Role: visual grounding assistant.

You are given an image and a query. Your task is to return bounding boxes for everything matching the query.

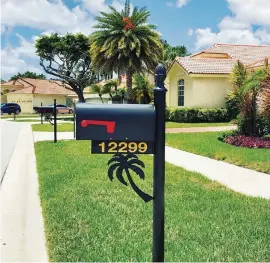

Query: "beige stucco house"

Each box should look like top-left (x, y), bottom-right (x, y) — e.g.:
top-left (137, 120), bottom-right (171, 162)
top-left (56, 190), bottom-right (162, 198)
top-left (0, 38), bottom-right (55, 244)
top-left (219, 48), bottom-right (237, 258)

top-left (2, 78), bottom-right (76, 113)
top-left (166, 43), bottom-right (270, 108)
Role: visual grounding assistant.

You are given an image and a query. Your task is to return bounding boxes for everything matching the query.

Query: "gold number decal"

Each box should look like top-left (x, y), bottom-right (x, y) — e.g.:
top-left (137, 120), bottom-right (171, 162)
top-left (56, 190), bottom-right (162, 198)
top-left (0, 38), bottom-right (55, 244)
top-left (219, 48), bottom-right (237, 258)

top-left (108, 142), bottom-right (118, 153)
top-left (138, 142), bottom-right (147, 153)
top-left (128, 142), bottom-right (138, 153)
top-left (98, 142), bottom-right (105, 153)
top-left (118, 142), bottom-right (128, 153)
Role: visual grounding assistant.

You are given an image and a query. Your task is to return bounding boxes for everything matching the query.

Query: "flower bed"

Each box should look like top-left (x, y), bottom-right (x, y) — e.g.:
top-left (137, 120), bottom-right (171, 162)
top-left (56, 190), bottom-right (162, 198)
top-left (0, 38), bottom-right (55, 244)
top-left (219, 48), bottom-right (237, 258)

top-left (225, 135), bottom-right (270, 148)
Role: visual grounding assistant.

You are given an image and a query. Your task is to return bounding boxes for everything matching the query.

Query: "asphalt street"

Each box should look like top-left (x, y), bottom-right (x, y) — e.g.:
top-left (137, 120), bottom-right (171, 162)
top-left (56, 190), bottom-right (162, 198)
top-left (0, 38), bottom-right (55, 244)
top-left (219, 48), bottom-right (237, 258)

top-left (1, 120), bottom-right (23, 183)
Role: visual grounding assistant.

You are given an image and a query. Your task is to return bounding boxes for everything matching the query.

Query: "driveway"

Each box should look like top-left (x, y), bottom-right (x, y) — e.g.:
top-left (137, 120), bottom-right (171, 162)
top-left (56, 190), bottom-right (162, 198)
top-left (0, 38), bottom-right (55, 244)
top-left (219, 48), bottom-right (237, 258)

top-left (0, 120), bottom-right (24, 183)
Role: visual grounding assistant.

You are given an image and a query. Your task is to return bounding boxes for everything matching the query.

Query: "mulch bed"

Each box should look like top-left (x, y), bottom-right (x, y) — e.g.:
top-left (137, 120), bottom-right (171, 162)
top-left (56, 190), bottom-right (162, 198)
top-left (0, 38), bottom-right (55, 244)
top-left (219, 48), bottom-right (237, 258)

top-left (225, 135), bottom-right (270, 148)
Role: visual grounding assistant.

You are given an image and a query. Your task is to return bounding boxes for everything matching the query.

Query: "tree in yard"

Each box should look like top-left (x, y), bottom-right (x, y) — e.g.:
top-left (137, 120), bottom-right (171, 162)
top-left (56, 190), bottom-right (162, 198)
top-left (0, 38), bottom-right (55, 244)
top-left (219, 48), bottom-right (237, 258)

top-left (227, 61), bottom-right (269, 136)
top-left (9, 71), bottom-right (46, 81)
top-left (90, 0), bottom-right (163, 102)
top-left (90, 84), bottom-right (104, 103)
top-left (132, 73), bottom-right (153, 104)
top-left (162, 39), bottom-right (190, 68)
top-left (108, 153), bottom-right (152, 202)
top-left (226, 61), bottom-right (247, 118)
top-left (36, 33), bottom-right (97, 102)
top-left (242, 69), bottom-right (267, 136)
top-left (258, 75), bottom-right (270, 119)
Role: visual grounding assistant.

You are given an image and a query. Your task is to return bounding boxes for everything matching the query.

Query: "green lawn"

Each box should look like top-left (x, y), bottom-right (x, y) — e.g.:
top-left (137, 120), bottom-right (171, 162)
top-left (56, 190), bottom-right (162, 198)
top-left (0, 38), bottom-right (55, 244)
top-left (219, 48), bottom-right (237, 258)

top-left (166, 122), bottom-right (234, 128)
top-left (166, 132), bottom-right (270, 174)
top-left (35, 140), bottom-right (270, 262)
top-left (32, 123), bottom-right (74, 132)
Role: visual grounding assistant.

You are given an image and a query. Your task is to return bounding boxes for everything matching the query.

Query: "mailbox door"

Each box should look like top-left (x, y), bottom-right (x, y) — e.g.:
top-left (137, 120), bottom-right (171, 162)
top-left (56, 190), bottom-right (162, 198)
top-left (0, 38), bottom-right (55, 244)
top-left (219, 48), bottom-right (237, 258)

top-left (76, 103), bottom-right (156, 141)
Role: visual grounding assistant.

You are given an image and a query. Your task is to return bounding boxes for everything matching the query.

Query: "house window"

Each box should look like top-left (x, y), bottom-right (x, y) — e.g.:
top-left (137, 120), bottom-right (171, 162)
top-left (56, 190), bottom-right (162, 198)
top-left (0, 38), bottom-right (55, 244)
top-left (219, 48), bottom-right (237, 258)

top-left (178, 79), bottom-right (184, 106)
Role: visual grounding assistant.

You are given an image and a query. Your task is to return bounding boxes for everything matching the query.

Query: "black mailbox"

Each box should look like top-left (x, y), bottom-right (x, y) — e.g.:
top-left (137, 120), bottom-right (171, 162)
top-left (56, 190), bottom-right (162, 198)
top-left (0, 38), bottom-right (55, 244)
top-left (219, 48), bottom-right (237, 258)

top-left (76, 103), bottom-right (156, 141)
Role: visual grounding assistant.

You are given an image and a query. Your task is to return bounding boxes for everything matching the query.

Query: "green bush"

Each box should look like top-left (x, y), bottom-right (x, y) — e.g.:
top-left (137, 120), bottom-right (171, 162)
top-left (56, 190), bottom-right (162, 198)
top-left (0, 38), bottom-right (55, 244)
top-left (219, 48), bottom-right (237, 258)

top-left (165, 107), bottom-right (170, 121)
top-left (238, 114), bottom-right (270, 137)
top-left (167, 107), bottom-right (229, 123)
top-left (217, 130), bottom-right (238, 142)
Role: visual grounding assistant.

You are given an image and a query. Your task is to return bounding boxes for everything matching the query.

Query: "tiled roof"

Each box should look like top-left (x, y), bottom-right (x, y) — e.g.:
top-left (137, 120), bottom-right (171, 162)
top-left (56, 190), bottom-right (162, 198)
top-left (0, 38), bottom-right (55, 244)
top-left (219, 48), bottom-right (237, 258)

top-left (246, 57), bottom-right (270, 69)
top-left (2, 78), bottom-right (75, 95)
top-left (175, 57), bottom-right (236, 74)
top-left (172, 43), bottom-right (270, 75)
top-left (203, 43), bottom-right (270, 64)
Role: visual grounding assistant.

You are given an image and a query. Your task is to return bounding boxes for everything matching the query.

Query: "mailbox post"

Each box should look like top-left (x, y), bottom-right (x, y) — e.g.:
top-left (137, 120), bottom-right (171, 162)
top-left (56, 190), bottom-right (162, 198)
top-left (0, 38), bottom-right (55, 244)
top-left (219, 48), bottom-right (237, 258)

top-left (153, 64), bottom-right (167, 262)
top-left (75, 64), bottom-right (167, 262)
top-left (54, 99), bottom-right (57, 143)
top-left (34, 100), bottom-right (58, 143)
top-left (40, 102), bottom-right (43, 124)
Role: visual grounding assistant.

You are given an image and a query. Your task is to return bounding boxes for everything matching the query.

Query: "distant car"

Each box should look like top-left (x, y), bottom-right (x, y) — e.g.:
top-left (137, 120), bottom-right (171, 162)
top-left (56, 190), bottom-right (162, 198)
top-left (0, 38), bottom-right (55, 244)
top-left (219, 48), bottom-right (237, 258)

top-left (1, 103), bottom-right (21, 115)
top-left (48, 104), bottom-right (73, 114)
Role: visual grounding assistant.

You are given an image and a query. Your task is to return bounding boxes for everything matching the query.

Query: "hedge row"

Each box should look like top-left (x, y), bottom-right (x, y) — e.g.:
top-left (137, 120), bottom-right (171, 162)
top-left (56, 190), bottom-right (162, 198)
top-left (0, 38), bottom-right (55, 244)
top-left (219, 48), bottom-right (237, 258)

top-left (165, 107), bottom-right (229, 123)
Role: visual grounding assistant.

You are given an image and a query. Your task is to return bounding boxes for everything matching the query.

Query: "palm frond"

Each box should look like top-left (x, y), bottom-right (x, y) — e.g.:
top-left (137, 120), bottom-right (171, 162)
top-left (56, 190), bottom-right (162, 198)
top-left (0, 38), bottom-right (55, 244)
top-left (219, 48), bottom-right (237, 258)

top-left (127, 159), bottom-right (145, 168)
top-left (124, 0), bottom-right (131, 17)
top-left (129, 165), bottom-right (145, 180)
top-left (108, 156), bottom-right (121, 166)
top-left (116, 166), bottom-right (128, 186)
top-left (126, 153), bottom-right (139, 160)
top-left (108, 163), bottom-right (120, 181)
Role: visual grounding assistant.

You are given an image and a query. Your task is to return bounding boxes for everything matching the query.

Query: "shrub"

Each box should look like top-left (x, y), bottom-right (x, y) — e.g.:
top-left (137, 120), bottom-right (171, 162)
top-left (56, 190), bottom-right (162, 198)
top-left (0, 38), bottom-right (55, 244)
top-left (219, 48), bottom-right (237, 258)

top-left (165, 107), bottom-right (170, 121)
top-left (237, 114), bottom-right (270, 137)
top-left (167, 107), bottom-right (229, 123)
top-left (217, 130), bottom-right (238, 142)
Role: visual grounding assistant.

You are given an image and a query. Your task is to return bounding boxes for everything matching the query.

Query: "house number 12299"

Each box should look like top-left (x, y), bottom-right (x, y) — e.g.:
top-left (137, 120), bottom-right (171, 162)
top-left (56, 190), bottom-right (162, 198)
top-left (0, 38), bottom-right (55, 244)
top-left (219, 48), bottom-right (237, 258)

top-left (99, 141), bottom-right (148, 153)
top-left (91, 140), bottom-right (154, 154)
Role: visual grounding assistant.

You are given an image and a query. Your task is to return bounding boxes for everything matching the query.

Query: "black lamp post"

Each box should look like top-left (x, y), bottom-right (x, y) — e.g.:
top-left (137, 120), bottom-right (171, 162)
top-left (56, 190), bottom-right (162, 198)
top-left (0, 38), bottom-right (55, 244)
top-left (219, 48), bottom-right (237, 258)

top-left (153, 64), bottom-right (167, 262)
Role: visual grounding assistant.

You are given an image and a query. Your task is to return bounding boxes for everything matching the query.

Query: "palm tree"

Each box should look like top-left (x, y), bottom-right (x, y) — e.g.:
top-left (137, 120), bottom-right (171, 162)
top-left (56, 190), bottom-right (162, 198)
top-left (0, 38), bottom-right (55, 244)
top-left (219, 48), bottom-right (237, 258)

top-left (90, 84), bottom-right (104, 103)
top-left (243, 69), bottom-right (266, 135)
top-left (259, 75), bottom-right (270, 120)
top-left (108, 153), bottom-right (153, 202)
top-left (132, 73), bottom-right (153, 104)
top-left (90, 0), bottom-right (163, 102)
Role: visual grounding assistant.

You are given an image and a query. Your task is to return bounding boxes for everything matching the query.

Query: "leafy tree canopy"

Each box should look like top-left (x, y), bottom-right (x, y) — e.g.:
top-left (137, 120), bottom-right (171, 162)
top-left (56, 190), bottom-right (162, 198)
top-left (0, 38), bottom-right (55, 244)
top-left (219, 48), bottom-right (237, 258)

top-left (161, 39), bottom-right (190, 68)
top-left (9, 71), bottom-right (46, 81)
top-left (36, 33), bottom-right (97, 102)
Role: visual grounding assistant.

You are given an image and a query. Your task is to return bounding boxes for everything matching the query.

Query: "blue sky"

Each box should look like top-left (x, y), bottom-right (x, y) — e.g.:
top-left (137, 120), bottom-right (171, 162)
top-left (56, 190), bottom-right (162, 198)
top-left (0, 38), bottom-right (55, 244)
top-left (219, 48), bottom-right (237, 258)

top-left (1, 0), bottom-right (270, 80)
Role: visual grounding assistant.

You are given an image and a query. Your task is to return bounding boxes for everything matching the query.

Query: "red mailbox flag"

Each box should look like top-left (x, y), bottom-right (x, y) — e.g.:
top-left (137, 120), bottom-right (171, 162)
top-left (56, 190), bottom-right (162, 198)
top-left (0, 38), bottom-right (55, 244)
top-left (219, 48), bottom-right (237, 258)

top-left (81, 120), bottom-right (116, 134)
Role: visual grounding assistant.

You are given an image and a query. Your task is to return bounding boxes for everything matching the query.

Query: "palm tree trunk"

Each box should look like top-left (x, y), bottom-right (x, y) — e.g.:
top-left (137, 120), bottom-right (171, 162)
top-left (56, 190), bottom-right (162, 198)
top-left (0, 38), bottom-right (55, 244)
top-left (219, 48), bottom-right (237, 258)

top-left (126, 67), bottom-right (133, 103)
top-left (125, 168), bottom-right (152, 203)
top-left (252, 91), bottom-right (257, 136)
top-left (99, 94), bottom-right (104, 103)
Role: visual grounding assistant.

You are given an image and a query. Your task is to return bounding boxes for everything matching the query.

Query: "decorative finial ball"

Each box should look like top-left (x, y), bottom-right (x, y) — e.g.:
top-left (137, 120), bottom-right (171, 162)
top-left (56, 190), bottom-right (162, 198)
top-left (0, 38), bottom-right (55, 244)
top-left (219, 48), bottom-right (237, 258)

top-left (155, 63), bottom-right (167, 84)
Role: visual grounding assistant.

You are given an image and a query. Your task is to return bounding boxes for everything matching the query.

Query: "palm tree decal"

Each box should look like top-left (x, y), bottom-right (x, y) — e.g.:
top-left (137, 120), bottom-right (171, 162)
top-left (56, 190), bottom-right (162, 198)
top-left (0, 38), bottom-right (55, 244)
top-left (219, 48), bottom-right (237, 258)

top-left (108, 153), bottom-right (153, 202)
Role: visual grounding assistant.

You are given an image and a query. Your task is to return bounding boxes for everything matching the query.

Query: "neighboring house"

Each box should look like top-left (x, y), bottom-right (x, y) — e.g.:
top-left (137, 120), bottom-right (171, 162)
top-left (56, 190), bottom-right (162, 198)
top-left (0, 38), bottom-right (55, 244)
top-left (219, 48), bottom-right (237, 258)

top-left (166, 43), bottom-right (270, 108)
top-left (2, 78), bottom-right (76, 113)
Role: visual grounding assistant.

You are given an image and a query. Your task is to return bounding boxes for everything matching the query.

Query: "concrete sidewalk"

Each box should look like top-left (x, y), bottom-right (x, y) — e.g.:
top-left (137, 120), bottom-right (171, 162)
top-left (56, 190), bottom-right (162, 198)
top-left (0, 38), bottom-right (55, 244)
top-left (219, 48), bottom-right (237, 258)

top-left (33, 131), bottom-right (74, 142)
top-left (0, 125), bottom-right (48, 262)
top-left (166, 125), bottom-right (237, 133)
top-left (166, 146), bottom-right (270, 199)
